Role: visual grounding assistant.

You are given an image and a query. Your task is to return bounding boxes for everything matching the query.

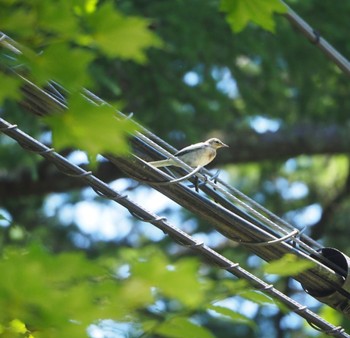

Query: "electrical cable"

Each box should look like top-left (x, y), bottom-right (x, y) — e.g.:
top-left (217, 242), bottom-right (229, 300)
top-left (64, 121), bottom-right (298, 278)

top-left (0, 118), bottom-right (348, 337)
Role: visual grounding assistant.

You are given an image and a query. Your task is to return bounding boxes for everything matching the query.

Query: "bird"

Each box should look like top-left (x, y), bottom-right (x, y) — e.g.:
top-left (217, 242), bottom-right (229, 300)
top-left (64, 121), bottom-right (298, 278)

top-left (148, 138), bottom-right (229, 168)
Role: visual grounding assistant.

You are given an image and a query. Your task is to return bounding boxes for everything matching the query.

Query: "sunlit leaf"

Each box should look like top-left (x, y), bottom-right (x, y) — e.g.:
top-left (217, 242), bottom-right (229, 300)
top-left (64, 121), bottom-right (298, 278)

top-left (44, 95), bottom-right (137, 159)
top-left (208, 305), bottom-right (256, 328)
top-left (86, 1), bottom-right (163, 62)
top-left (220, 0), bottom-right (287, 33)
top-left (0, 245), bottom-right (160, 336)
top-left (37, 1), bottom-right (79, 37)
top-left (264, 254), bottom-right (315, 276)
top-left (0, 74), bottom-right (22, 103)
top-left (155, 317), bottom-right (215, 338)
top-left (21, 43), bottom-right (94, 90)
top-left (318, 305), bottom-right (342, 327)
top-left (238, 290), bottom-right (275, 305)
top-left (129, 248), bottom-right (207, 308)
top-left (0, 7), bottom-right (37, 38)
top-left (9, 319), bottom-right (27, 334)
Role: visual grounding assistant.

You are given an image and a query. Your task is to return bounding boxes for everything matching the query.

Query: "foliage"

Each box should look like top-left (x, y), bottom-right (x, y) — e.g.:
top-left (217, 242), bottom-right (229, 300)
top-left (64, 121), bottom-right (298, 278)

top-left (0, 0), bottom-right (161, 157)
top-left (220, 0), bottom-right (287, 33)
top-left (44, 95), bottom-right (137, 160)
top-left (0, 245), bottom-right (261, 338)
top-left (1, 0), bottom-right (350, 337)
top-left (263, 253), bottom-right (315, 276)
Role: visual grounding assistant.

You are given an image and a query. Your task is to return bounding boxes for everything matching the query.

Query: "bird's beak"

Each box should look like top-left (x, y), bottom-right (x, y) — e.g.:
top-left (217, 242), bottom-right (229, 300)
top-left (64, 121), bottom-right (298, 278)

top-left (221, 142), bottom-right (229, 148)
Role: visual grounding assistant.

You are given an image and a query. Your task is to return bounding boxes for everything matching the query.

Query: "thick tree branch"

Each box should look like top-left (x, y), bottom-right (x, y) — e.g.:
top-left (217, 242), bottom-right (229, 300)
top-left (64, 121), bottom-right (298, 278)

top-left (218, 124), bottom-right (350, 164)
top-left (0, 160), bottom-right (123, 199)
top-left (2, 123), bottom-right (350, 198)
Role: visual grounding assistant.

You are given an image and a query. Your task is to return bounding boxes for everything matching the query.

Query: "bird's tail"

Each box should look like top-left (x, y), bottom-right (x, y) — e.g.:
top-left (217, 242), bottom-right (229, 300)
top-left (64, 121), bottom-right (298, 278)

top-left (148, 159), bottom-right (172, 168)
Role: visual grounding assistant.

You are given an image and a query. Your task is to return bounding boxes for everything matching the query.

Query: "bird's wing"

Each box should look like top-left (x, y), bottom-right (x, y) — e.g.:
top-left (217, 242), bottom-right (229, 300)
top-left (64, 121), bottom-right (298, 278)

top-left (175, 142), bottom-right (206, 157)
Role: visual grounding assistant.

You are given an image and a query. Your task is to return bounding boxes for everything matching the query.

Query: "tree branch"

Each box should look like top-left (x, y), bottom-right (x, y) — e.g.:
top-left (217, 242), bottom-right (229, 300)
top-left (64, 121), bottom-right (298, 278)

top-left (0, 160), bottom-right (123, 199)
top-left (218, 123), bottom-right (350, 164)
top-left (2, 123), bottom-right (350, 198)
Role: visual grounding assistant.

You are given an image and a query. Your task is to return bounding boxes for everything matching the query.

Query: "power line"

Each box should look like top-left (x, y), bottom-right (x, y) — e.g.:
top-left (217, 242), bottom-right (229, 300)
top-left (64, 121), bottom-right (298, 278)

top-left (2, 30), bottom-right (350, 322)
top-left (282, 2), bottom-right (350, 77)
top-left (2, 1), bottom-right (350, 333)
top-left (0, 117), bottom-right (348, 337)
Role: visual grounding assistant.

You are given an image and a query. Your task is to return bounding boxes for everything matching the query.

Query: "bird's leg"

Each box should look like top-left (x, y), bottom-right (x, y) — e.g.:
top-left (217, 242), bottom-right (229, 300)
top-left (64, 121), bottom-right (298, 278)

top-left (194, 176), bottom-right (199, 192)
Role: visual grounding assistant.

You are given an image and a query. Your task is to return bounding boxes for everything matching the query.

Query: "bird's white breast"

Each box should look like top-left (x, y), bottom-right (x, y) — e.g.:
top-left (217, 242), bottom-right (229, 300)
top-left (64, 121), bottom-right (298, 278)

top-left (178, 146), bottom-right (216, 167)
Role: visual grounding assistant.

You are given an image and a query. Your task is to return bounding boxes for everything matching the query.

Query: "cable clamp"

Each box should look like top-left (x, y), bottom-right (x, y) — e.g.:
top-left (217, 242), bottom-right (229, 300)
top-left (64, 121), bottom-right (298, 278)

top-left (183, 241), bottom-right (204, 249)
top-left (36, 147), bottom-right (55, 155)
top-left (187, 170), bottom-right (221, 191)
top-left (0, 123), bottom-right (17, 131)
top-left (235, 229), bottom-right (300, 247)
top-left (129, 210), bottom-right (167, 224)
top-left (222, 262), bottom-right (240, 270)
top-left (260, 284), bottom-right (274, 291)
top-left (92, 186), bottom-right (128, 202)
top-left (310, 29), bottom-right (321, 44)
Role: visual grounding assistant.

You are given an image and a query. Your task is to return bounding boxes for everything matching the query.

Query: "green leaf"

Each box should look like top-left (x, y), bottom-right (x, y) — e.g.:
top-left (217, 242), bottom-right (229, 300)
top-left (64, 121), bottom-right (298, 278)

top-left (36, 1), bottom-right (80, 38)
top-left (208, 305), bottom-right (256, 328)
top-left (238, 290), bottom-right (275, 305)
top-left (0, 74), bottom-right (22, 103)
top-left (0, 6), bottom-right (37, 38)
top-left (86, 1), bottom-right (163, 62)
top-left (318, 305), bottom-right (342, 327)
top-left (129, 248), bottom-right (207, 308)
top-left (264, 254), bottom-right (315, 276)
top-left (44, 95), bottom-right (137, 159)
top-left (155, 317), bottom-right (215, 338)
top-left (9, 319), bottom-right (27, 334)
top-left (21, 43), bottom-right (94, 90)
top-left (0, 246), bottom-right (107, 335)
top-left (220, 0), bottom-right (287, 33)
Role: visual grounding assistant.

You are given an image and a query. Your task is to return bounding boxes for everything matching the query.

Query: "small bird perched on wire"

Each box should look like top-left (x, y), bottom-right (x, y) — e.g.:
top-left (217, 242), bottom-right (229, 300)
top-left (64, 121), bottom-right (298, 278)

top-left (148, 138), bottom-right (229, 168)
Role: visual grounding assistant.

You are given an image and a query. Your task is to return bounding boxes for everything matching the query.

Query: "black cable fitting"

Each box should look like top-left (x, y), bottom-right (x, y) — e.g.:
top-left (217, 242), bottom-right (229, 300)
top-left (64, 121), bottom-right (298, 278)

top-left (188, 171), bottom-right (221, 192)
top-left (311, 29), bottom-right (321, 45)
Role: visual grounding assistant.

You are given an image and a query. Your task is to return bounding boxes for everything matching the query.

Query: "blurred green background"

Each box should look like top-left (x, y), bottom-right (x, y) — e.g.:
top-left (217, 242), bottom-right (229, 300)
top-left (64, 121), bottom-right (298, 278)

top-left (0, 0), bottom-right (349, 337)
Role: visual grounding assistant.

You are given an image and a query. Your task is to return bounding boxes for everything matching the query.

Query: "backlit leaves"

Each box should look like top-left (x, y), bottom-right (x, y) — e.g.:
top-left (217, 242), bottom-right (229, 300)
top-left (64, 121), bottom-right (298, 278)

top-left (220, 0), bottom-right (287, 33)
top-left (44, 95), bottom-right (137, 159)
top-left (208, 305), bottom-right (256, 328)
top-left (264, 254), bottom-right (315, 276)
top-left (0, 245), bottom-right (243, 338)
top-left (155, 317), bottom-right (216, 338)
top-left (20, 44), bottom-right (94, 90)
top-left (85, 2), bottom-right (163, 62)
top-left (0, 0), bottom-right (162, 157)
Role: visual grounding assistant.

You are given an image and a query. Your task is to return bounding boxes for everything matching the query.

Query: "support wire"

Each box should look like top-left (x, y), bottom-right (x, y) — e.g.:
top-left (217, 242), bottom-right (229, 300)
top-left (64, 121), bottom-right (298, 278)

top-left (0, 117), bottom-right (348, 337)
